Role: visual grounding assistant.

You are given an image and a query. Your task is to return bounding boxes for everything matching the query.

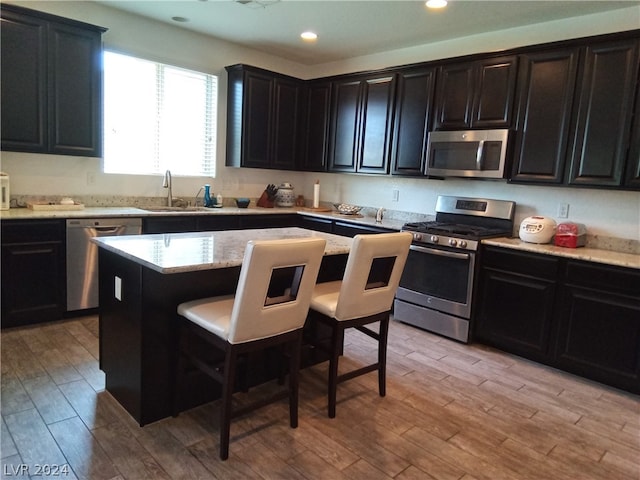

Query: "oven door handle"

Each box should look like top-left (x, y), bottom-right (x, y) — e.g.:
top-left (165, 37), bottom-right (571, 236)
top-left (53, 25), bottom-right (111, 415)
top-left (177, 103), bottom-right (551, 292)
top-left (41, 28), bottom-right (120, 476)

top-left (410, 244), bottom-right (471, 260)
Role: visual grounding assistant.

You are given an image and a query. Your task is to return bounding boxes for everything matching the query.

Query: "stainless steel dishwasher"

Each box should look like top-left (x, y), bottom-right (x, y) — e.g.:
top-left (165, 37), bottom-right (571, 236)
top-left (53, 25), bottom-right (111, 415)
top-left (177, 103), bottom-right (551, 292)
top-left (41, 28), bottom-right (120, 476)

top-left (66, 218), bottom-right (142, 311)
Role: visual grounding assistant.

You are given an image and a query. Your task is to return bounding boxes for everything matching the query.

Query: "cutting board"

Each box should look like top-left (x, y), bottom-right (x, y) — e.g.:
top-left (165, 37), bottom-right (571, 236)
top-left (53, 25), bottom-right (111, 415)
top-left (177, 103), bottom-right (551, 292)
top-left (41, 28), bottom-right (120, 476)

top-left (28, 202), bottom-right (85, 211)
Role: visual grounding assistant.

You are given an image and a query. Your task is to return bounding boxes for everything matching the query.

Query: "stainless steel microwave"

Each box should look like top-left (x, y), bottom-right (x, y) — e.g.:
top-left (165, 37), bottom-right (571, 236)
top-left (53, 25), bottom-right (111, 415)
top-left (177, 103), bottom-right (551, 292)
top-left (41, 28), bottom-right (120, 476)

top-left (425, 129), bottom-right (510, 179)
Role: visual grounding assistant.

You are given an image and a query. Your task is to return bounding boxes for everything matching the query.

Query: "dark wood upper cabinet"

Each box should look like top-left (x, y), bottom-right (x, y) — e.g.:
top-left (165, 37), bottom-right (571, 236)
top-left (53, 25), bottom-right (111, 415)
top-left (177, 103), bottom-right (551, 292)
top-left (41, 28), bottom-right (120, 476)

top-left (390, 67), bottom-right (436, 176)
top-left (567, 38), bottom-right (640, 188)
top-left (433, 55), bottom-right (518, 130)
top-left (328, 78), bottom-right (363, 172)
top-left (626, 78), bottom-right (640, 188)
top-left (328, 74), bottom-right (396, 174)
top-left (300, 81), bottom-right (331, 172)
top-left (512, 38), bottom-right (640, 189)
top-left (511, 47), bottom-right (580, 184)
top-left (0, 4), bottom-right (105, 157)
top-left (226, 64), bottom-right (302, 170)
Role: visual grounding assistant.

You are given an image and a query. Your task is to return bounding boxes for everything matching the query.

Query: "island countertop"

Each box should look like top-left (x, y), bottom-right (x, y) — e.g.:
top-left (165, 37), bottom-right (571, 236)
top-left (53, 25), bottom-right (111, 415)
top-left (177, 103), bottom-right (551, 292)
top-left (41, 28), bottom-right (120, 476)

top-left (92, 227), bottom-right (353, 274)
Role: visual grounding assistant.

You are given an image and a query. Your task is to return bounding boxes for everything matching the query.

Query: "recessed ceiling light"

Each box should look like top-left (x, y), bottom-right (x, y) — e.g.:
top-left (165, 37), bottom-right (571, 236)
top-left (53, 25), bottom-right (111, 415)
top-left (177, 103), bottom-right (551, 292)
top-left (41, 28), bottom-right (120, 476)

top-left (426, 0), bottom-right (447, 9)
top-left (301, 31), bottom-right (318, 42)
top-left (171, 16), bottom-right (189, 23)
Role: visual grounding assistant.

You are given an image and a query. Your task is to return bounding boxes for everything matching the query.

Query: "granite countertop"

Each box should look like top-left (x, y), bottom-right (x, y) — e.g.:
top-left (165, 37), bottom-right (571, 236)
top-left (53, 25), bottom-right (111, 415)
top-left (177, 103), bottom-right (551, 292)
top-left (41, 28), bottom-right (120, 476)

top-left (3, 204), bottom-right (637, 269)
top-left (483, 237), bottom-right (640, 270)
top-left (91, 227), bottom-right (353, 274)
top-left (0, 205), bottom-right (409, 231)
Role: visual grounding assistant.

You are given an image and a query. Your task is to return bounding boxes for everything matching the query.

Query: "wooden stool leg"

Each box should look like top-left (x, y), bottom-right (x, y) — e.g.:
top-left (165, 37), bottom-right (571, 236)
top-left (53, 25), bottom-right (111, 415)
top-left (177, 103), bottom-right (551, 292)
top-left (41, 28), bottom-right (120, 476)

top-left (328, 322), bottom-right (341, 418)
top-left (289, 334), bottom-right (302, 428)
top-left (378, 316), bottom-right (390, 397)
top-left (219, 346), bottom-right (237, 460)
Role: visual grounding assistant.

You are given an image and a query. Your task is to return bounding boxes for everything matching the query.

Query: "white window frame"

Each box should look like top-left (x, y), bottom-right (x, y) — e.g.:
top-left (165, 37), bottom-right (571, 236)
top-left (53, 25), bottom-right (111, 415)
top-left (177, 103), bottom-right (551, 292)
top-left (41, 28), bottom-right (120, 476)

top-left (103, 51), bottom-right (217, 177)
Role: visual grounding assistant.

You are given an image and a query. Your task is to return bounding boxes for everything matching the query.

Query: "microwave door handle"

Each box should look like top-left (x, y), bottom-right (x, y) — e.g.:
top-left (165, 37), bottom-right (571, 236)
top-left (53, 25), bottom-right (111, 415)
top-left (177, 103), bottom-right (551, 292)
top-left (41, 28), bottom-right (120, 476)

top-left (476, 140), bottom-right (485, 170)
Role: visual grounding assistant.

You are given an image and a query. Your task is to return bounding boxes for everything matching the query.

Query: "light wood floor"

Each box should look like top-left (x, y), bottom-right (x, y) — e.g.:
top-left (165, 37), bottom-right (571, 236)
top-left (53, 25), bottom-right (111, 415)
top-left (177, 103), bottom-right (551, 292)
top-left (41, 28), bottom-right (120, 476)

top-left (1, 315), bottom-right (638, 479)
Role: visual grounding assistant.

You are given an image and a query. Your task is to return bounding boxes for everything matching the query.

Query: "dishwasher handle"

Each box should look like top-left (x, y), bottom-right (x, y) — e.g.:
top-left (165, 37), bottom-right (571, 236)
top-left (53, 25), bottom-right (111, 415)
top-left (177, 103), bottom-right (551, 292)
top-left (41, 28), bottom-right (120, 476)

top-left (91, 226), bottom-right (124, 234)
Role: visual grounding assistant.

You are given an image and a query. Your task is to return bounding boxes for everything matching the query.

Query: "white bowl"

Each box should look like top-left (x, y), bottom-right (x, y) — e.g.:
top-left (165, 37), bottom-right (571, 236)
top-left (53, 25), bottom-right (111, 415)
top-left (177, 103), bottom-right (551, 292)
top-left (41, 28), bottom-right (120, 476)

top-left (333, 203), bottom-right (362, 215)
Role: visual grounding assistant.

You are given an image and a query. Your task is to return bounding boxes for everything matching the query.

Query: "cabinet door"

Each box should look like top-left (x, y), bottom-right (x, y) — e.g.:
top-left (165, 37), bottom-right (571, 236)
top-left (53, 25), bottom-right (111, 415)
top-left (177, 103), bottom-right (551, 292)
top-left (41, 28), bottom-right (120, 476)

top-left (0, 10), bottom-right (47, 152)
top-left (328, 79), bottom-right (361, 172)
top-left (568, 39), bottom-right (640, 187)
top-left (433, 62), bottom-right (475, 130)
top-left (625, 78), bottom-right (640, 189)
top-left (1, 220), bottom-right (65, 327)
top-left (391, 68), bottom-right (435, 176)
top-left (511, 48), bottom-right (580, 184)
top-left (300, 82), bottom-right (330, 171)
top-left (357, 75), bottom-right (395, 174)
top-left (142, 216), bottom-right (198, 234)
top-left (271, 77), bottom-right (300, 170)
top-left (475, 247), bottom-right (559, 361)
top-left (48, 21), bottom-right (103, 157)
top-left (238, 214), bottom-right (297, 229)
top-left (242, 70), bottom-right (273, 168)
top-left (333, 221), bottom-right (394, 237)
top-left (472, 56), bottom-right (518, 128)
top-left (298, 215), bottom-right (333, 233)
top-left (554, 261), bottom-right (640, 393)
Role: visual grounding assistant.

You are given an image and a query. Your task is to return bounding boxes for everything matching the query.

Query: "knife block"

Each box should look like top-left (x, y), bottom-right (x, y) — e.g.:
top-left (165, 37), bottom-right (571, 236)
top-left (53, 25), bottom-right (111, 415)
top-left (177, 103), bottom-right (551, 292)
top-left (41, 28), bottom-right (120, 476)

top-left (257, 190), bottom-right (275, 208)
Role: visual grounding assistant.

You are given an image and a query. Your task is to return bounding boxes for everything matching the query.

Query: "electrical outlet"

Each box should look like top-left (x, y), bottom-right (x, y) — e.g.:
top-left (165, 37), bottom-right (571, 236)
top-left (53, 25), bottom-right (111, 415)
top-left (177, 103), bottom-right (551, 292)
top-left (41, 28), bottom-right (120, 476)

top-left (557, 203), bottom-right (569, 218)
top-left (86, 172), bottom-right (96, 185)
top-left (392, 188), bottom-right (399, 202)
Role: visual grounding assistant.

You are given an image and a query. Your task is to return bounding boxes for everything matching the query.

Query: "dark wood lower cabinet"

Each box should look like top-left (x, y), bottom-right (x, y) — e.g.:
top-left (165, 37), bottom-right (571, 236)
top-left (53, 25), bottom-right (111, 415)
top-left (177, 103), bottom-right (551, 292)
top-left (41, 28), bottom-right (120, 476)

top-left (475, 246), bottom-right (640, 394)
top-left (554, 261), bottom-right (640, 393)
top-left (1, 219), bottom-right (65, 327)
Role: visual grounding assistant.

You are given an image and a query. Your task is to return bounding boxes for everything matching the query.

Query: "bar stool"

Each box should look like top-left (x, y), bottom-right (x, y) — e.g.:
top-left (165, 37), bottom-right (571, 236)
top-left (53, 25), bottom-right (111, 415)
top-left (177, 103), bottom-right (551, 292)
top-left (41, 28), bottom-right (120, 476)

top-left (308, 232), bottom-right (412, 418)
top-left (174, 237), bottom-right (326, 460)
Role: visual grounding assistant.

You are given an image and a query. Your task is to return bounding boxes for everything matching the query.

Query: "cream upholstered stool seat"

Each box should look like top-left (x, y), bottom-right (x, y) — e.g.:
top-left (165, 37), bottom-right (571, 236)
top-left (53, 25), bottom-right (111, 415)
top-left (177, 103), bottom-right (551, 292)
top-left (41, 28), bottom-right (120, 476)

top-left (308, 232), bottom-right (412, 418)
top-left (174, 237), bottom-right (326, 460)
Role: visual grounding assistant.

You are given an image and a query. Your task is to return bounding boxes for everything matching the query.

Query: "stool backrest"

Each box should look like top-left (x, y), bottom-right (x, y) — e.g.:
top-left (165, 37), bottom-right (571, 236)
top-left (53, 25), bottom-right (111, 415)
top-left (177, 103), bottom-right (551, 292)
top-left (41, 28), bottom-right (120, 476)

top-left (335, 232), bottom-right (412, 321)
top-left (228, 237), bottom-right (326, 344)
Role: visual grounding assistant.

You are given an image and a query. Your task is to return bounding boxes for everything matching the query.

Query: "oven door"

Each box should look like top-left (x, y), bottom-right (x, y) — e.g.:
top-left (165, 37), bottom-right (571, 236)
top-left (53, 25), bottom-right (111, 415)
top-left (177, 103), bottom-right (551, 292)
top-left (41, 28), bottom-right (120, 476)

top-left (396, 244), bottom-right (475, 319)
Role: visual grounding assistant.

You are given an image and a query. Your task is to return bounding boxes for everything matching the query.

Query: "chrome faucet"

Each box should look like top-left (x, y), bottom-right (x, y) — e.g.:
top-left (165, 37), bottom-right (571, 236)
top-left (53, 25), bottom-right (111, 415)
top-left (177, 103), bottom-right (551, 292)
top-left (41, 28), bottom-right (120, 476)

top-left (376, 207), bottom-right (385, 223)
top-left (162, 170), bottom-right (172, 207)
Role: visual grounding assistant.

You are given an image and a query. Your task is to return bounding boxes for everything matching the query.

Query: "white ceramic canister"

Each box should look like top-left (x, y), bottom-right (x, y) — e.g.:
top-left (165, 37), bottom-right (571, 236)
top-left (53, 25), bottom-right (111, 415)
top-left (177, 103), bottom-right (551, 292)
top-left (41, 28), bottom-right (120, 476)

top-left (276, 182), bottom-right (295, 207)
top-left (0, 173), bottom-right (9, 210)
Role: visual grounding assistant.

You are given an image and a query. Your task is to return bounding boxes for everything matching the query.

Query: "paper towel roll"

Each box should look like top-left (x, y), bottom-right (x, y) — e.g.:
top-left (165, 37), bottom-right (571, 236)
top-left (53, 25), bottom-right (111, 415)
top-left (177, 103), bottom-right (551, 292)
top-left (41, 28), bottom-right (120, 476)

top-left (313, 181), bottom-right (320, 209)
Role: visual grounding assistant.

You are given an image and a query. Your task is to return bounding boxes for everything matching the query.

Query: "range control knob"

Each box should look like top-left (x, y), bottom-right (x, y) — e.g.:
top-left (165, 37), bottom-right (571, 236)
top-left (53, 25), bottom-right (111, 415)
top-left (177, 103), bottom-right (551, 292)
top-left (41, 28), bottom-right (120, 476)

top-left (412, 232), bottom-right (423, 242)
top-left (430, 235), bottom-right (439, 244)
top-left (448, 238), bottom-right (458, 247)
top-left (459, 240), bottom-right (468, 249)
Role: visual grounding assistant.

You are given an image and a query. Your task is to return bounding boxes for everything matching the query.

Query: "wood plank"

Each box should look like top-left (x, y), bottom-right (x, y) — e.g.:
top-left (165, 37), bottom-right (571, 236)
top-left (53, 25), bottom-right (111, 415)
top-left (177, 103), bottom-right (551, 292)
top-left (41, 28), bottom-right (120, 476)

top-left (48, 416), bottom-right (120, 480)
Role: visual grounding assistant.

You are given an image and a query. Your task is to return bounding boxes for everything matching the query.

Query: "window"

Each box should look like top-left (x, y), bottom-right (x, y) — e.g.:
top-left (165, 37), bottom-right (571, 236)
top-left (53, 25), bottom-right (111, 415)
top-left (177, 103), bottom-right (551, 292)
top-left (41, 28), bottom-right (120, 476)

top-left (103, 51), bottom-right (217, 176)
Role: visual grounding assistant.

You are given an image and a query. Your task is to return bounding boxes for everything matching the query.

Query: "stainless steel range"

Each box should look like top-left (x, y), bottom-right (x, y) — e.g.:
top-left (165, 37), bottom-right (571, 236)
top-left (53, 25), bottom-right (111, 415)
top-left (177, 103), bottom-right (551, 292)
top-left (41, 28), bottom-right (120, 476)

top-left (394, 195), bottom-right (515, 343)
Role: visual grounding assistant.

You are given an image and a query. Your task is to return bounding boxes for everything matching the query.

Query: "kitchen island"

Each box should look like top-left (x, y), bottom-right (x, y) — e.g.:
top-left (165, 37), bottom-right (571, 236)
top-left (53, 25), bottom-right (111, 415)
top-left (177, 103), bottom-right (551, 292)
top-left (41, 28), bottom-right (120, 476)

top-left (93, 227), bottom-right (352, 425)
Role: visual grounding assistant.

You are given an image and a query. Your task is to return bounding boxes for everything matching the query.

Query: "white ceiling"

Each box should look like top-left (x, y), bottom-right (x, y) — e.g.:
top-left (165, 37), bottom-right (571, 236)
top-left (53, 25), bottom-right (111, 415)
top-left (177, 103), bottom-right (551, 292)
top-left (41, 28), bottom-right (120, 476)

top-left (94, 0), bottom-right (639, 65)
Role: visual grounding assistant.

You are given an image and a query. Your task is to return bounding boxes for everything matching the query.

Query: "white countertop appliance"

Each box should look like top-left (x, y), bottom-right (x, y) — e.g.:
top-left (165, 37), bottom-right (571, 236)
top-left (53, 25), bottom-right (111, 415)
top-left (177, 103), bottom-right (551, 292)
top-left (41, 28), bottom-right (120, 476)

top-left (519, 216), bottom-right (557, 244)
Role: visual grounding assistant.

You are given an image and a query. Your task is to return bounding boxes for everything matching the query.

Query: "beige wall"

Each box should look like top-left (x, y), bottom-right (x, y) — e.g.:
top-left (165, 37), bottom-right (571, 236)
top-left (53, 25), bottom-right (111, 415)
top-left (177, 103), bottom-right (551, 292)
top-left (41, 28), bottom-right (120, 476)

top-left (1, 1), bottom-right (639, 239)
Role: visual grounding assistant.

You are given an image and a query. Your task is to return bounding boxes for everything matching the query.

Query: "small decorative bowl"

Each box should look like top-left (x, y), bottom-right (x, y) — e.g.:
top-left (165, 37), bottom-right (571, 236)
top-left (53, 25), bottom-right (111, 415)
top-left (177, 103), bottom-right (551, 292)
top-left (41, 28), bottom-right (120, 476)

top-left (333, 203), bottom-right (362, 215)
top-left (235, 198), bottom-right (250, 208)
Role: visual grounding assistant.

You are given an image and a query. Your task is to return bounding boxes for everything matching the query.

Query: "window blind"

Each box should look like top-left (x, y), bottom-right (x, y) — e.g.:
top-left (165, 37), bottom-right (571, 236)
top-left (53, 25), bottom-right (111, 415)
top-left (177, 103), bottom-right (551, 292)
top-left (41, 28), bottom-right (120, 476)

top-left (103, 51), bottom-right (217, 176)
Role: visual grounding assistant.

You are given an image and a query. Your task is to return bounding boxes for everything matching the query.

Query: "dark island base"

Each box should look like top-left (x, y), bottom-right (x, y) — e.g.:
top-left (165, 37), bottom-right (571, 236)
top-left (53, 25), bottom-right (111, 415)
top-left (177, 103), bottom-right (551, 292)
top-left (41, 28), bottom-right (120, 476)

top-left (98, 249), bottom-right (348, 426)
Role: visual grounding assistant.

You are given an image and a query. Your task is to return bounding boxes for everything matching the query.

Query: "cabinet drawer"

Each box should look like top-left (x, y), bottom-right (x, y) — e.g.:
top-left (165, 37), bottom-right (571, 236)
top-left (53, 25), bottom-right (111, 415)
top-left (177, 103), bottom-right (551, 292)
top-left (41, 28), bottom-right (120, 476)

top-left (1, 219), bottom-right (64, 244)
top-left (481, 246), bottom-right (559, 279)
top-left (564, 261), bottom-right (640, 298)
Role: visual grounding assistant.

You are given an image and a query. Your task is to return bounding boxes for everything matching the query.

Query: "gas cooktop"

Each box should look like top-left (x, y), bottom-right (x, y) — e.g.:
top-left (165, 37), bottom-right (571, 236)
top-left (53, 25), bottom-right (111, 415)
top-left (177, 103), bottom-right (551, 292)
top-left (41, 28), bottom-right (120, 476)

top-left (402, 196), bottom-right (516, 250)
